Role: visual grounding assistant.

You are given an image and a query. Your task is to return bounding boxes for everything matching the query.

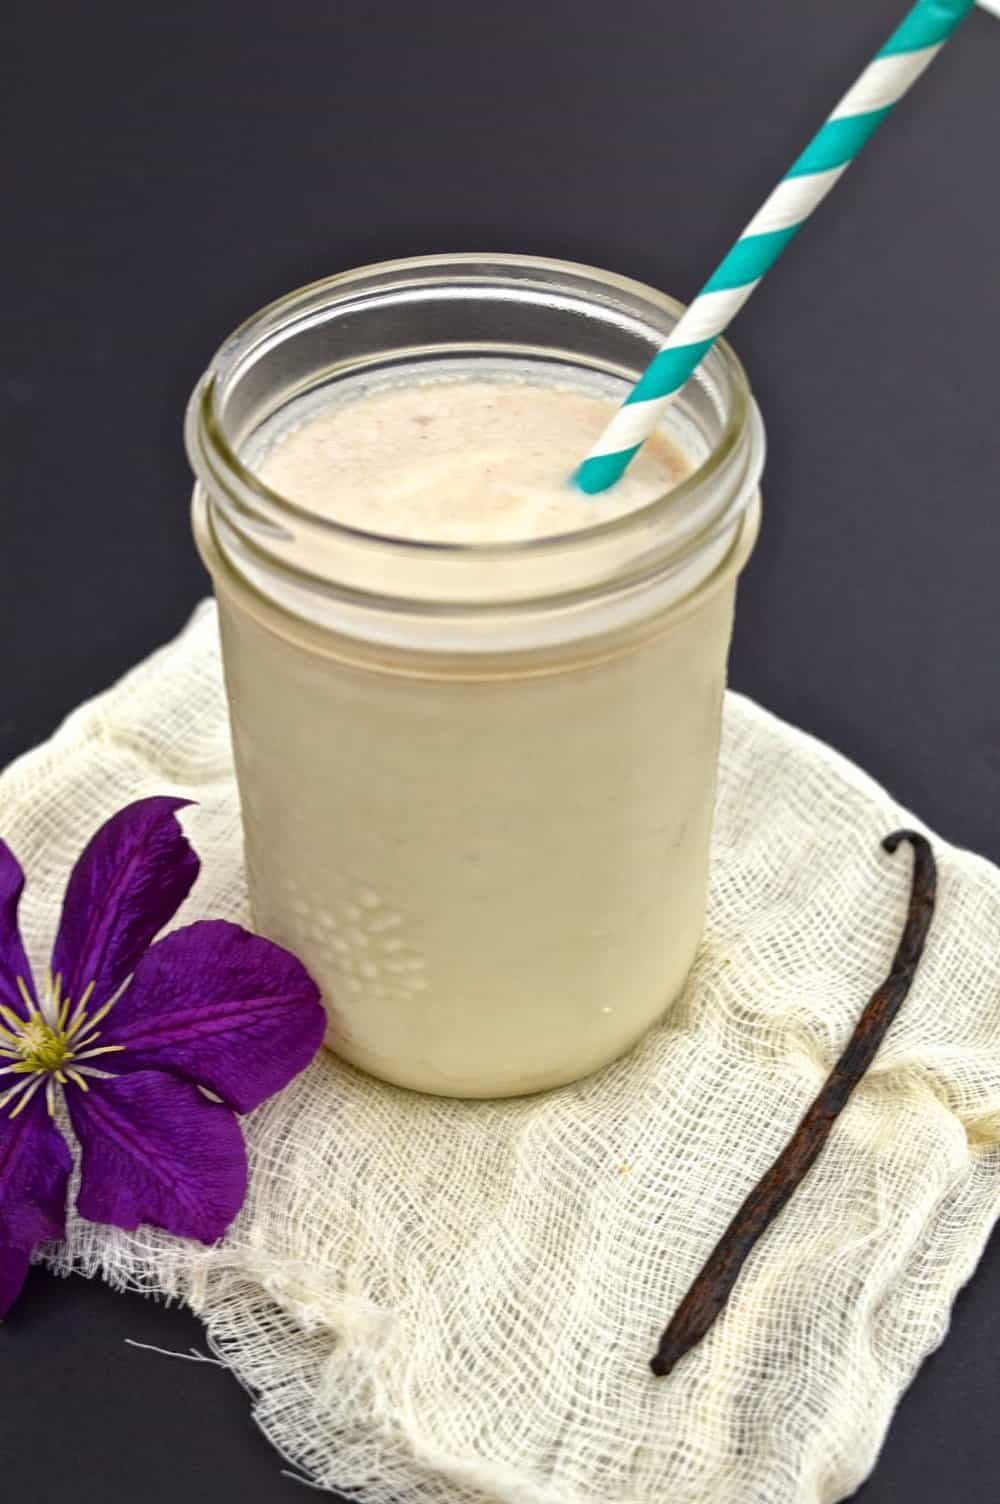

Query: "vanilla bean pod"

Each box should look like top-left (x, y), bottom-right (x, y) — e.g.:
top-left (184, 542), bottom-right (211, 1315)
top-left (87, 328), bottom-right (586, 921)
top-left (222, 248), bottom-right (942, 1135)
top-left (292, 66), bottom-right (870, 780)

top-left (650, 830), bottom-right (937, 1379)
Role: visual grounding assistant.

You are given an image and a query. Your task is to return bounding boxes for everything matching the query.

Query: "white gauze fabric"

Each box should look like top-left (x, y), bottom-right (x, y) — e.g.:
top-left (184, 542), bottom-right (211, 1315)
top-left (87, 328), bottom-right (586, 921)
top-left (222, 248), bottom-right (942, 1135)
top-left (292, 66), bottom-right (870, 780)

top-left (5, 600), bottom-right (1000, 1504)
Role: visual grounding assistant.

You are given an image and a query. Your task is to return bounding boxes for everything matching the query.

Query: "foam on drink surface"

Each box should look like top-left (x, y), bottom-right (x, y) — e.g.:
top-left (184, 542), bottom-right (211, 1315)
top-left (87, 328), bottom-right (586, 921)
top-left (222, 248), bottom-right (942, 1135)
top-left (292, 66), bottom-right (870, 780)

top-left (256, 368), bottom-right (689, 544)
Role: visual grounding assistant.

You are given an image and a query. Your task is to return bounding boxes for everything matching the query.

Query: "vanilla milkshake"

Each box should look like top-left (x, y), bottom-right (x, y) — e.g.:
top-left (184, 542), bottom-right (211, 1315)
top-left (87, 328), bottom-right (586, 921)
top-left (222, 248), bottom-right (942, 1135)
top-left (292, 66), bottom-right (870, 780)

top-left (256, 376), bottom-right (689, 543)
top-left (187, 255), bottom-right (763, 1097)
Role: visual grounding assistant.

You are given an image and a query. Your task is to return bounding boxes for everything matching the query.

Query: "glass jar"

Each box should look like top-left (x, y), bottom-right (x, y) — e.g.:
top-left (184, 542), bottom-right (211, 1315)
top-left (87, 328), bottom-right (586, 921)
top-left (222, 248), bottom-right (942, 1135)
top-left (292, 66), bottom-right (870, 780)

top-left (186, 254), bottom-right (764, 1098)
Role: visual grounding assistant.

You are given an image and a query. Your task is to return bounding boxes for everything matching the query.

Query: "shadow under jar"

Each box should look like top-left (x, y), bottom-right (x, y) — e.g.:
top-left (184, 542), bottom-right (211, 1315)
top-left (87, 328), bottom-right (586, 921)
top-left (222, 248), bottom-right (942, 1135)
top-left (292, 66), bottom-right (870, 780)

top-left (186, 254), bottom-right (764, 1098)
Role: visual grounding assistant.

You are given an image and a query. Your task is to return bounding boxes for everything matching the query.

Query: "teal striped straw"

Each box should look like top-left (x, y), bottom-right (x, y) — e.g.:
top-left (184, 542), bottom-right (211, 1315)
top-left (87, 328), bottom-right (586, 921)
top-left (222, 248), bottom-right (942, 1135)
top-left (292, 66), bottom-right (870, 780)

top-left (575, 0), bottom-right (977, 494)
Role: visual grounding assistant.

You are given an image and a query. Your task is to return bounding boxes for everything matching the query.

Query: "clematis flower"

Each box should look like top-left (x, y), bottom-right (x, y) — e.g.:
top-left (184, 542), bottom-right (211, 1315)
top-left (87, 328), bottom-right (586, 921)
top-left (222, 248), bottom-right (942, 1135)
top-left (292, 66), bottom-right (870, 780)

top-left (0, 796), bottom-right (324, 1316)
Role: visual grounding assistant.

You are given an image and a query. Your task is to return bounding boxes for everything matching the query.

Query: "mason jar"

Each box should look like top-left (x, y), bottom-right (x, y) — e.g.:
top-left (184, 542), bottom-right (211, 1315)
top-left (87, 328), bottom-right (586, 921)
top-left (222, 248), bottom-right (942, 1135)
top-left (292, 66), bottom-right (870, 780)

top-left (186, 254), bottom-right (764, 1098)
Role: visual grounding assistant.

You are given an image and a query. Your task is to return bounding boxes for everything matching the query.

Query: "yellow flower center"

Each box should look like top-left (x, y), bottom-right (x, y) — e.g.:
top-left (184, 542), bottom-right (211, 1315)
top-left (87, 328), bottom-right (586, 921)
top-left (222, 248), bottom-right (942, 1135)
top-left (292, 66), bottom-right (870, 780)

top-left (14, 1014), bottom-right (71, 1074)
top-left (0, 972), bottom-right (124, 1118)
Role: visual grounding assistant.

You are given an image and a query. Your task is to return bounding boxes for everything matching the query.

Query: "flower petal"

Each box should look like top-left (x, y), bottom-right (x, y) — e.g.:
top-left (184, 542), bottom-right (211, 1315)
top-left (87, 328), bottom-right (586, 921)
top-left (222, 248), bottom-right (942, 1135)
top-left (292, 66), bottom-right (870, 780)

top-left (0, 841), bottom-right (37, 1018)
top-left (100, 920), bottom-right (324, 1113)
top-left (51, 797), bottom-right (199, 1012)
top-left (0, 1089), bottom-right (72, 1316)
top-left (68, 1071), bottom-right (247, 1243)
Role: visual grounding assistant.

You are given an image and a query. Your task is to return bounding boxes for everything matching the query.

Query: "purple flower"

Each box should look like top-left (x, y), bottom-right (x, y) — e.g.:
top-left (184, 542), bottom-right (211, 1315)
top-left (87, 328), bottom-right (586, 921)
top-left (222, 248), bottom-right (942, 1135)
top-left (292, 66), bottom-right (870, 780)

top-left (0, 797), bottom-right (325, 1317)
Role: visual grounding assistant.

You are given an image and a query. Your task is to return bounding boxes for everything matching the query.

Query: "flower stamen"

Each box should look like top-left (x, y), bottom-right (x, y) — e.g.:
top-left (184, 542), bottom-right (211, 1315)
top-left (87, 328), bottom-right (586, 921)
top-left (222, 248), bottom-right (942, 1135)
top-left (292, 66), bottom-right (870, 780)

top-left (57, 990), bottom-right (73, 1033)
top-left (0, 1002), bottom-right (26, 1034)
top-left (1, 975), bottom-right (121, 1116)
top-left (8, 1074), bottom-right (45, 1119)
top-left (42, 970), bottom-right (62, 1029)
top-left (71, 998), bottom-right (117, 1045)
top-left (0, 1075), bottom-right (37, 1109)
top-left (63, 980), bottom-right (97, 1040)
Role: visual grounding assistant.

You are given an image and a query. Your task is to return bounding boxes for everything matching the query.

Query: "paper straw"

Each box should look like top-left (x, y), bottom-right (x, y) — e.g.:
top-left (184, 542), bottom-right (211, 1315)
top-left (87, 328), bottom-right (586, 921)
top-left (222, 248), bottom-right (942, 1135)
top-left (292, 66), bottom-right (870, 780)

top-left (575, 0), bottom-right (977, 494)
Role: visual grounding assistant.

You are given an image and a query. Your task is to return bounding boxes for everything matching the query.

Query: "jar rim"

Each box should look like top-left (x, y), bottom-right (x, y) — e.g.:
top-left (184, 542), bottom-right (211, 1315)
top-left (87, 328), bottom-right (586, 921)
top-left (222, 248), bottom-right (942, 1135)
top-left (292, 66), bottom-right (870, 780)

top-left (188, 252), bottom-right (755, 566)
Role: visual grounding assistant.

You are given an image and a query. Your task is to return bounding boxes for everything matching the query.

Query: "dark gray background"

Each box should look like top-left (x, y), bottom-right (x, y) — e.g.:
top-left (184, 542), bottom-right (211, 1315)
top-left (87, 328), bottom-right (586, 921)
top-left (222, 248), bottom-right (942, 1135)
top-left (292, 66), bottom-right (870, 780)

top-left (2, 1), bottom-right (999, 1499)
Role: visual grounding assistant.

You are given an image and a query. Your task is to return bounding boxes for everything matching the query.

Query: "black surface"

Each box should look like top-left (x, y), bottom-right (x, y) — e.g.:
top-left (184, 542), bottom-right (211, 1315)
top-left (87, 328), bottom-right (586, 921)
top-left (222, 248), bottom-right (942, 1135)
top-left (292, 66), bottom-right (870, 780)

top-left (2, 2), bottom-right (999, 1499)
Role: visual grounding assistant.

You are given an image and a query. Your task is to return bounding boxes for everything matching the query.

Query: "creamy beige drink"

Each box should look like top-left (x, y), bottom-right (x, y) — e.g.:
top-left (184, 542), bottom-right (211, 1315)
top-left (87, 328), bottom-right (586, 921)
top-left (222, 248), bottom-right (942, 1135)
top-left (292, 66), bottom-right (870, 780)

top-left (257, 376), bottom-right (688, 542)
top-left (187, 256), bottom-right (763, 1098)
